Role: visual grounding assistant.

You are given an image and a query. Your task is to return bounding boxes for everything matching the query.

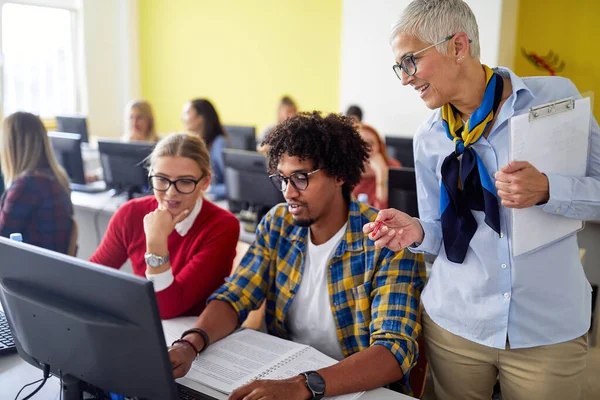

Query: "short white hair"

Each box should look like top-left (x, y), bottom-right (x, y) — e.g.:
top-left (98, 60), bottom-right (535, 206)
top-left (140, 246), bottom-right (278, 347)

top-left (390, 0), bottom-right (480, 60)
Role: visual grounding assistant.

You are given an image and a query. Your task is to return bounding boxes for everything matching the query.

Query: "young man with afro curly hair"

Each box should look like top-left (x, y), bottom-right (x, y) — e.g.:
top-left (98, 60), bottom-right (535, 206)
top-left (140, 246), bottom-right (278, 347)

top-left (169, 112), bottom-right (426, 399)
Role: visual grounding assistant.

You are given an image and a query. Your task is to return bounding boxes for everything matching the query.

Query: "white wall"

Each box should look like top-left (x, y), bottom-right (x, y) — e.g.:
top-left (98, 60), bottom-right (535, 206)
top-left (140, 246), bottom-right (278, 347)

top-left (339, 0), bottom-right (506, 137)
top-left (82, 0), bottom-right (139, 139)
top-left (497, 0), bottom-right (519, 68)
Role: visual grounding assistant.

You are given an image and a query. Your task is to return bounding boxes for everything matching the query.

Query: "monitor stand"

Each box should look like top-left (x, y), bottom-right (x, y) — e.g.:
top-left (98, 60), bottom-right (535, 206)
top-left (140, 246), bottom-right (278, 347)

top-left (62, 375), bottom-right (120, 400)
top-left (60, 375), bottom-right (90, 400)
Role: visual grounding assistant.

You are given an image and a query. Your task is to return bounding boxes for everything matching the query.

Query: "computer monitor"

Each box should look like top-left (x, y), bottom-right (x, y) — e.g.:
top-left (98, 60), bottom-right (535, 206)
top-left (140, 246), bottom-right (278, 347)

top-left (388, 167), bottom-right (419, 218)
top-left (385, 136), bottom-right (414, 168)
top-left (98, 139), bottom-right (155, 199)
top-left (223, 125), bottom-right (257, 151)
top-left (222, 149), bottom-right (284, 224)
top-left (48, 131), bottom-right (86, 185)
top-left (0, 237), bottom-right (179, 399)
top-left (56, 116), bottom-right (89, 143)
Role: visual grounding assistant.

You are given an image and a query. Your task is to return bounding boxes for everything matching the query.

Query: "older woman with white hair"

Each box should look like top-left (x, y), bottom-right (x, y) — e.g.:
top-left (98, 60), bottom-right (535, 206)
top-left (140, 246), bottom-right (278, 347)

top-left (365, 0), bottom-right (600, 399)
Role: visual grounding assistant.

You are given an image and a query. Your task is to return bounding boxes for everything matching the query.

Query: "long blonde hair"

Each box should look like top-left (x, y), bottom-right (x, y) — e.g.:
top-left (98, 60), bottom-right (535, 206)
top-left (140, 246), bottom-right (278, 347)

top-left (123, 100), bottom-right (159, 142)
top-left (147, 133), bottom-right (211, 178)
top-left (1, 112), bottom-right (71, 194)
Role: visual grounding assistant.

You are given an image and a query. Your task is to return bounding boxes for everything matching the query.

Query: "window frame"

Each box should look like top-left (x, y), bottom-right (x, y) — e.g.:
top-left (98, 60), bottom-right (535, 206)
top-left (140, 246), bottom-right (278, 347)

top-left (0, 0), bottom-right (86, 120)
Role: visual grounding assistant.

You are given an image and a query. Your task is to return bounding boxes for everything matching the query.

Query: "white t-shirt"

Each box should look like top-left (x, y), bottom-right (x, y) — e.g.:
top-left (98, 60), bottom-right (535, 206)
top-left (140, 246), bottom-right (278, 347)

top-left (286, 223), bottom-right (348, 361)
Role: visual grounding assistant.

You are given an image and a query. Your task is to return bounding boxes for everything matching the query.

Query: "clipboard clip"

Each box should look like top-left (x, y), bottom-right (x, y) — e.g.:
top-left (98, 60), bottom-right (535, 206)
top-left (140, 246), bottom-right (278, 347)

top-left (529, 98), bottom-right (575, 121)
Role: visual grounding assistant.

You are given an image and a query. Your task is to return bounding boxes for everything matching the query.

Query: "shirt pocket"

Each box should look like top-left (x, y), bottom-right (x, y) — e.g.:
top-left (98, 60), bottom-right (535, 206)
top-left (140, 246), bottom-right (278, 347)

top-left (350, 281), bottom-right (373, 333)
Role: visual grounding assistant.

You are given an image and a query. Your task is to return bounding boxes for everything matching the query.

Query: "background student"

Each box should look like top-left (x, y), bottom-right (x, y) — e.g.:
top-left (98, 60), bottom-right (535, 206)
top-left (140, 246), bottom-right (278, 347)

top-left (257, 95), bottom-right (298, 153)
top-left (181, 98), bottom-right (228, 200)
top-left (122, 99), bottom-right (159, 142)
top-left (0, 111), bottom-right (74, 254)
top-left (90, 133), bottom-right (239, 319)
top-left (345, 104), bottom-right (363, 122)
top-left (353, 123), bottom-right (401, 209)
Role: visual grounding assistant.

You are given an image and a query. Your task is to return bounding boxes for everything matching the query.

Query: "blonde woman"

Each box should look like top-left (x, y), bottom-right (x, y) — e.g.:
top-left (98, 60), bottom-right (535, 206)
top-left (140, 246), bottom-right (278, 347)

top-left (90, 133), bottom-right (240, 319)
top-left (0, 112), bottom-right (74, 254)
top-left (123, 100), bottom-right (159, 142)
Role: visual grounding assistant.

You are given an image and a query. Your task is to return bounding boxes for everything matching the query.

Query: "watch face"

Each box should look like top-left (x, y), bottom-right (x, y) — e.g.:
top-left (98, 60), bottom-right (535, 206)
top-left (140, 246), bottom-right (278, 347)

top-left (307, 372), bottom-right (325, 394)
top-left (145, 254), bottom-right (166, 268)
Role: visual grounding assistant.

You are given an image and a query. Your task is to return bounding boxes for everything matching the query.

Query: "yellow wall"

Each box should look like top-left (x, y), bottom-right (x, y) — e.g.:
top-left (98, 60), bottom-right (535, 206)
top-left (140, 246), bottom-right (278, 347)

top-left (513, 0), bottom-right (600, 119)
top-left (138, 0), bottom-right (342, 135)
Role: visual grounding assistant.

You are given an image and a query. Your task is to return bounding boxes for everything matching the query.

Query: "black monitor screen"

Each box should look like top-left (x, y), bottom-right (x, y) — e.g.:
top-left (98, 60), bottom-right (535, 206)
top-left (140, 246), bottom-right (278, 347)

top-left (98, 139), bottom-right (155, 198)
top-left (223, 149), bottom-right (284, 220)
top-left (56, 116), bottom-right (89, 143)
top-left (48, 131), bottom-right (86, 185)
top-left (385, 136), bottom-right (414, 168)
top-left (223, 125), bottom-right (257, 151)
top-left (388, 167), bottom-right (419, 218)
top-left (0, 237), bottom-right (179, 399)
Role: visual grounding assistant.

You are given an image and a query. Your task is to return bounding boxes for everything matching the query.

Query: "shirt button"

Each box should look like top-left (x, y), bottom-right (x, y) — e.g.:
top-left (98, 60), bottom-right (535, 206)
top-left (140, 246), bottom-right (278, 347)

top-left (556, 207), bottom-right (561, 212)
top-left (500, 232), bottom-right (504, 238)
top-left (504, 293), bottom-right (511, 299)
top-left (501, 263), bottom-right (507, 269)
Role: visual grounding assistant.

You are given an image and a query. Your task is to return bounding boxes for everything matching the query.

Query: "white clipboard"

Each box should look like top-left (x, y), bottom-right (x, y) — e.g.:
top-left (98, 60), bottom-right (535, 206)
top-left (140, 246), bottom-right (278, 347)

top-left (508, 95), bottom-right (592, 257)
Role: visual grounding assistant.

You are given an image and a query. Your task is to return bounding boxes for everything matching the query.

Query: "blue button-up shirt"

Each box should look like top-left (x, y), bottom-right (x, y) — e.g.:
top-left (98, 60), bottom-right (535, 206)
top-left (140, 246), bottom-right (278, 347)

top-left (411, 67), bottom-right (600, 349)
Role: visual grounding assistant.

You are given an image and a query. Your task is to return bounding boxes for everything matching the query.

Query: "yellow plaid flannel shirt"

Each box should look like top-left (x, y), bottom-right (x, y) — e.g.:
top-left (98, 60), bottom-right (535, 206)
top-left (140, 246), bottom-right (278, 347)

top-left (208, 196), bottom-right (426, 393)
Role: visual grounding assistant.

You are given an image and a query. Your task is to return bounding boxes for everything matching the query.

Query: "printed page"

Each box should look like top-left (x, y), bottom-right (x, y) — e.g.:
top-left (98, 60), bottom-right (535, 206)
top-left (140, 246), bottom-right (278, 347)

top-left (258, 346), bottom-right (363, 400)
top-left (509, 97), bottom-right (590, 256)
top-left (185, 329), bottom-right (306, 394)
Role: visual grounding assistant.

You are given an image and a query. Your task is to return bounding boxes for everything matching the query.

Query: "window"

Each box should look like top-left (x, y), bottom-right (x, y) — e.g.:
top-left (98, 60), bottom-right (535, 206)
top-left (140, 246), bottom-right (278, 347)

top-left (1, 1), bottom-right (82, 117)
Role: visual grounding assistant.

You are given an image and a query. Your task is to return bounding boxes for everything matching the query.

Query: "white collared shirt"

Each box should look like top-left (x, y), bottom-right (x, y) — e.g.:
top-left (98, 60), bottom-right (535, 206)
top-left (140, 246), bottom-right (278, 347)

top-left (174, 198), bottom-right (203, 237)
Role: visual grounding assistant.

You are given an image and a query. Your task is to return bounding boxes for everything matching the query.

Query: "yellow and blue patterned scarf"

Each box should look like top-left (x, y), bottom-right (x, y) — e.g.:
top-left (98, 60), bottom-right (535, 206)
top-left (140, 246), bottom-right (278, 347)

top-left (440, 65), bottom-right (502, 263)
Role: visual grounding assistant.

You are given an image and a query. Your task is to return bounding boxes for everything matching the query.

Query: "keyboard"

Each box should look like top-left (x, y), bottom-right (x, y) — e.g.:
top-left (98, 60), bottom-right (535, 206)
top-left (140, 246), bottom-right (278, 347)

top-left (0, 310), bottom-right (16, 354)
top-left (177, 383), bottom-right (218, 400)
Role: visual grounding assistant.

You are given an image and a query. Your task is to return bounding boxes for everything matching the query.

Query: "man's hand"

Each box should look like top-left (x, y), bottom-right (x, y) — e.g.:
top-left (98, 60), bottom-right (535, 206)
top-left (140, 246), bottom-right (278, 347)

top-left (228, 376), bottom-right (311, 400)
top-left (362, 208), bottom-right (424, 251)
top-left (495, 161), bottom-right (549, 209)
top-left (169, 342), bottom-right (196, 379)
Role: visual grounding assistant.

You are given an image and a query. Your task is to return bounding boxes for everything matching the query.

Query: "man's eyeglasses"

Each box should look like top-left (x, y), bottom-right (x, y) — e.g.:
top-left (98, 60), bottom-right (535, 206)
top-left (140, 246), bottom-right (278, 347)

top-left (392, 33), bottom-right (471, 79)
top-left (148, 175), bottom-right (203, 194)
top-left (269, 169), bottom-right (321, 192)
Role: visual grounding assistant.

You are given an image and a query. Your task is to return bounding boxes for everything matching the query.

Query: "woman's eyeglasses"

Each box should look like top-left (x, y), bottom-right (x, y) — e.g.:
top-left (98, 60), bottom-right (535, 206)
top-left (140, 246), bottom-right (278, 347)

top-left (148, 175), bottom-right (203, 194)
top-left (392, 33), bottom-right (471, 79)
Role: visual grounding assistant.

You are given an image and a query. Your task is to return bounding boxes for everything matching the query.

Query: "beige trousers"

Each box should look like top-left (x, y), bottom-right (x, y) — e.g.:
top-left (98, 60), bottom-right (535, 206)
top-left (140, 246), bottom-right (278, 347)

top-left (422, 310), bottom-right (588, 400)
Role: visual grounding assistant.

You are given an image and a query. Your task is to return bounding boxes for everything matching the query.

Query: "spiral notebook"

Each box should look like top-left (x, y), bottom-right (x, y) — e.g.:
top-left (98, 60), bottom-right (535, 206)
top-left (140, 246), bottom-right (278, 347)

top-left (183, 328), bottom-right (363, 400)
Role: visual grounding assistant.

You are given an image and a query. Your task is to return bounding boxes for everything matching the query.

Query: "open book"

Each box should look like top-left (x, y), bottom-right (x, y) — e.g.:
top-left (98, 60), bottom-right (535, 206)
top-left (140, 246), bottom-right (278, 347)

top-left (180, 328), bottom-right (363, 400)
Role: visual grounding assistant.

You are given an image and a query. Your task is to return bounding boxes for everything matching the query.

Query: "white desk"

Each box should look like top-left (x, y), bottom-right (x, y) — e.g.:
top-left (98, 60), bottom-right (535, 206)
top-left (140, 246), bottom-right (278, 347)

top-left (0, 315), bottom-right (415, 400)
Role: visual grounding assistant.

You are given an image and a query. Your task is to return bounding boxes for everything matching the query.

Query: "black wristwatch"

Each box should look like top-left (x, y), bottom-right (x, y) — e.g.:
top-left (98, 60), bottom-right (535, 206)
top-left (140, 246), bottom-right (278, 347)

top-left (299, 371), bottom-right (326, 400)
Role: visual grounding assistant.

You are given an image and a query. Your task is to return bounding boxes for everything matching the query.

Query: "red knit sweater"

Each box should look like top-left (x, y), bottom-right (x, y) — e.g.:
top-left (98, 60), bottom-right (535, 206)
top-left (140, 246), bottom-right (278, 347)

top-left (353, 158), bottom-right (402, 209)
top-left (90, 196), bottom-right (240, 319)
